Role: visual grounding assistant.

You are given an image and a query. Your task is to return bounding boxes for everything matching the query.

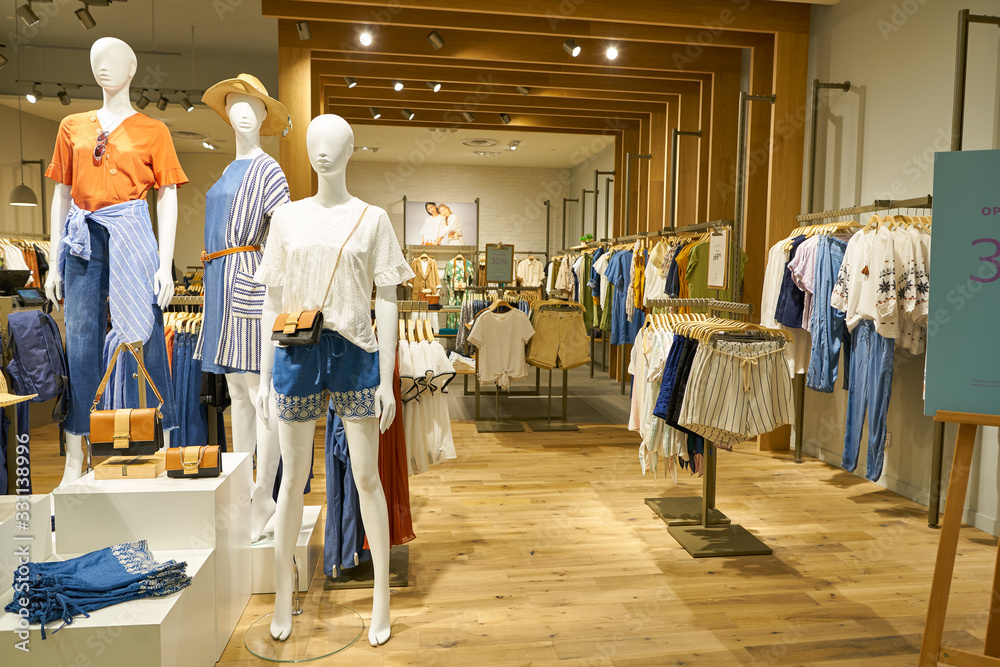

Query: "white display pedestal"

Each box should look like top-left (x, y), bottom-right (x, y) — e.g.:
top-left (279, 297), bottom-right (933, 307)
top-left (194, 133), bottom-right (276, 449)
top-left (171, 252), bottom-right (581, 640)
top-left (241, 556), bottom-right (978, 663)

top-left (0, 549), bottom-right (215, 667)
top-left (0, 495), bottom-right (52, 594)
top-left (252, 505), bottom-right (323, 594)
top-left (51, 453), bottom-right (252, 661)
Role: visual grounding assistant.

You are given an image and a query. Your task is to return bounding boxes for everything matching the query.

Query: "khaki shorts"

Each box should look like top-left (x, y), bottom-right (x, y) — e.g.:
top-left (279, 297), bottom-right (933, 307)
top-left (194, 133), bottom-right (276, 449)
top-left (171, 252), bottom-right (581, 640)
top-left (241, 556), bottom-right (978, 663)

top-left (527, 310), bottom-right (591, 370)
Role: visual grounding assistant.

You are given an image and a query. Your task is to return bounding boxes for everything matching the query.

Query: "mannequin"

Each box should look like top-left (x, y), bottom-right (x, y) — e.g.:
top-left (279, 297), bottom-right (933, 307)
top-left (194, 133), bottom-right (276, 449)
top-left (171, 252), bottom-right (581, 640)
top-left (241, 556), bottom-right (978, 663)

top-left (45, 37), bottom-right (183, 487)
top-left (255, 115), bottom-right (411, 646)
top-left (197, 74), bottom-right (292, 540)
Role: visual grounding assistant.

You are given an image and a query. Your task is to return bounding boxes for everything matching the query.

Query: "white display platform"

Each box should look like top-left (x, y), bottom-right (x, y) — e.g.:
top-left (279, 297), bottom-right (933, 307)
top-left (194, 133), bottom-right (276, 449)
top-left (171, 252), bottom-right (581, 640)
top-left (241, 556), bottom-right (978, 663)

top-left (0, 549), bottom-right (215, 667)
top-left (51, 452), bottom-right (252, 661)
top-left (252, 505), bottom-right (323, 594)
top-left (0, 495), bottom-right (52, 595)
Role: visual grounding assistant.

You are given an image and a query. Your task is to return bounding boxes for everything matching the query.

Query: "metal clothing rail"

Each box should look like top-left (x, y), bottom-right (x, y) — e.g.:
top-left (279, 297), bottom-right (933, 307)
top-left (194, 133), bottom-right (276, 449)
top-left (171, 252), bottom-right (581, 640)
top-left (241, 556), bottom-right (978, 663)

top-left (794, 195), bottom-right (932, 223)
top-left (0, 230), bottom-right (49, 240)
top-left (647, 297), bottom-right (752, 317)
top-left (169, 295), bottom-right (205, 306)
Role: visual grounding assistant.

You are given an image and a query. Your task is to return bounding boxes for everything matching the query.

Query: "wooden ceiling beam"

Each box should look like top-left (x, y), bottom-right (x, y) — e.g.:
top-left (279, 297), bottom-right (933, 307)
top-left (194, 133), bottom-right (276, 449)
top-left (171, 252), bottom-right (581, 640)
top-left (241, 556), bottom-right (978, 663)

top-left (325, 97), bottom-right (650, 123)
top-left (279, 20), bottom-right (742, 74)
top-left (268, 0), bottom-right (810, 34)
top-left (328, 109), bottom-right (638, 133)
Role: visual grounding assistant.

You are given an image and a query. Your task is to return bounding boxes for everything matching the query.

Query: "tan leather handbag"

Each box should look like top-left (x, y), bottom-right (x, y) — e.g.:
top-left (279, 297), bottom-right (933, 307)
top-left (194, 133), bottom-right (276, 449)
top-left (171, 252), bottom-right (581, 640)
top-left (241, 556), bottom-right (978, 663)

top-left (89, 343), bottom-right (165, 457)
top-left (165, 445), bottom-right (221, 478)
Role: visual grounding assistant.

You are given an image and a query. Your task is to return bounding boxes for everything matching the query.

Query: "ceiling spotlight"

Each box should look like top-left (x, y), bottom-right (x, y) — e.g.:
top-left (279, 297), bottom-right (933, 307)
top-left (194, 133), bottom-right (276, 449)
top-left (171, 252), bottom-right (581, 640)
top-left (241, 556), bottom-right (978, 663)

top-left (359, 29), bottom-right (373, 46)
top-left (181, 94), bottom-right (194, 112)
top-left (392, 80), bottom-right (404, 91)
top-left (508, 140), bottom-right (520, 151)
top-left (75, 6), bottom-right (96, 30)
top-left (296, 20), bottom-right (312, 41)
top-left (499, 113), bottom-right (511, 124)
top-left (461, 111), bottom-right (475, 123)
top-left (156, 94), bottom-right (168, 111)
top-left (562, 38), bottom-right (581, 57)
top-left (26, 84), bottom-right (42, 104)
top-left (16, 3), bottom-right (40, 27)
top-left (516, 86), bottom-right (530, 96)
top-left (606, 45), bottom-right (619, 60)
top-left (369, 107), bottom-right (381, 119)
top-left (401, 109), bottom-right (414, 120)
top-left (344, 77), bottom-right (357, 88)
top-left (426, 81), bottom-right (442, 93)
top-left (136, 90), bottom-right (150, 109)
top-left (427, 29), bottom-right (445, 50)
top-left (58, 86), bottom-right (71, 106)
top-left (202, 141), bottom-right (216, 150)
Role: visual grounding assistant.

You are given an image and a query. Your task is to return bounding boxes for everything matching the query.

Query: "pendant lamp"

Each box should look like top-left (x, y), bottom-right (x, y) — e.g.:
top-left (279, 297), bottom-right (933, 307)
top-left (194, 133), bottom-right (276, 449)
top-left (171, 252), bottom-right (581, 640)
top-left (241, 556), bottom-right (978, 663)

top-left (9, 24), bottom-right (37, 208)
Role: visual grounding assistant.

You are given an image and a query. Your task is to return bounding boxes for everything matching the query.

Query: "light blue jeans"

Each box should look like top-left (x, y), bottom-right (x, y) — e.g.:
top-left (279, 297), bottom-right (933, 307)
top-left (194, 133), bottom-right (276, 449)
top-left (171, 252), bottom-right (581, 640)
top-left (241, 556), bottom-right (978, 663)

top-left (842, 320), bottom-right (893, 481)
top-left (807, 236), bottom-right (851, 392)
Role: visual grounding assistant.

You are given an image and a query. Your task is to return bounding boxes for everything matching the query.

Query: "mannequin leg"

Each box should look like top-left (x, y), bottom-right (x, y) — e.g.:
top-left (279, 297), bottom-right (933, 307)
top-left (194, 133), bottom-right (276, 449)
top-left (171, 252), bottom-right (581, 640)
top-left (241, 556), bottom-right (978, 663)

top-left (342, 417), bottom-right (391, 646)
top-left (227, 372), bottom-right (281, 542)
top-left (58, 434), bottom-right (86, 488)
top-left (270, 418), bottom-right (317, 642)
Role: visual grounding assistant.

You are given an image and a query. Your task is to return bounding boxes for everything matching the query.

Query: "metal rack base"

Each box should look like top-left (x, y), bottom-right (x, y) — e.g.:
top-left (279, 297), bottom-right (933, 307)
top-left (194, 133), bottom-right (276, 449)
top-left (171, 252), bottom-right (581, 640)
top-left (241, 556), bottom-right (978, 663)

top-left (667, 524), bottom-right (773, 558)
top-left (645, 497), bottom-right (731, 527)
top-left (476, 420), bottom-right (525, 433)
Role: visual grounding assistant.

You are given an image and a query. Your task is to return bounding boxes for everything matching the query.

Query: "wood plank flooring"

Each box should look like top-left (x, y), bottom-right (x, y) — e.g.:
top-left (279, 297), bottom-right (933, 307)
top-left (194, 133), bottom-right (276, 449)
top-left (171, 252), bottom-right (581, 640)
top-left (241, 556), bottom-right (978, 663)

top-left (24, 421), bottom-right (999, 666)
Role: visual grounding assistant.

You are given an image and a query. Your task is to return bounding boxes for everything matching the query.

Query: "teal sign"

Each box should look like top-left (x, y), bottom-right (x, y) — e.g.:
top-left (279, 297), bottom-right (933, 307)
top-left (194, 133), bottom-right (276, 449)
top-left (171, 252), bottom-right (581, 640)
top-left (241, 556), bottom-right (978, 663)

top-left (925, 149), bottom-right (1000, 417)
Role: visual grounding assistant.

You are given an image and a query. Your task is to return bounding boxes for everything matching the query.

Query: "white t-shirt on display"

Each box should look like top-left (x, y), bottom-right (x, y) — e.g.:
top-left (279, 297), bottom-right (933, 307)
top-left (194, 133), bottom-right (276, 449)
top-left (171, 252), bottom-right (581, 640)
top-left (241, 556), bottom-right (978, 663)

top-left (468, 309), bottom-right (535, 390)
top-left (255, 196), bottom-right (414, 353)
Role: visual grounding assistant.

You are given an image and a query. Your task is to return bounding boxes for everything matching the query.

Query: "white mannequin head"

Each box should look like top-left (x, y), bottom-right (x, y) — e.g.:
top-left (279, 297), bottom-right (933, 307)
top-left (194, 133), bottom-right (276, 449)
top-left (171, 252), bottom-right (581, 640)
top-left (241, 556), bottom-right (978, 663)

top-left (226, 92), bottom-right (267, 138)
top-left (306, 114), bottom-right (354, 177)
top-left (90, 37), bottom-right (137, 94)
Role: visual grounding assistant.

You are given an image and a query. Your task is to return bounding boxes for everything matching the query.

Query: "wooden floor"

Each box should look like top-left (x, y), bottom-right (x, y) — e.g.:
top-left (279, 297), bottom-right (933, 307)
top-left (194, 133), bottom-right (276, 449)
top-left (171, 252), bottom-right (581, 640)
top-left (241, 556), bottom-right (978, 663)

top-left (26, 421), bottom-right (998, 666)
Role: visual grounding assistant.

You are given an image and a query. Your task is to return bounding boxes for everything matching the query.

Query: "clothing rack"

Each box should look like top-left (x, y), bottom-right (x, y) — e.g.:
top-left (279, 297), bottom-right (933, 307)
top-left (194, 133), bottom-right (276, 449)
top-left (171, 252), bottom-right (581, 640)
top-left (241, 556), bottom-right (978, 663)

top-left (786, 195), bottom-right (938, 525)
top-left (641, 298), bottom-right (773, 558)
top-left (0, 231), bottom-right (49, 240)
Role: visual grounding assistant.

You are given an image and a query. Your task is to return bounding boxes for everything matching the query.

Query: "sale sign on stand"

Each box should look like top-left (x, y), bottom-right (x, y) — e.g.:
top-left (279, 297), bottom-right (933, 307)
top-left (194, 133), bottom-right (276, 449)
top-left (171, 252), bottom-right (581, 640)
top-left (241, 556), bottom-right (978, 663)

top-left (924, 149), bottom-right (1000, 418)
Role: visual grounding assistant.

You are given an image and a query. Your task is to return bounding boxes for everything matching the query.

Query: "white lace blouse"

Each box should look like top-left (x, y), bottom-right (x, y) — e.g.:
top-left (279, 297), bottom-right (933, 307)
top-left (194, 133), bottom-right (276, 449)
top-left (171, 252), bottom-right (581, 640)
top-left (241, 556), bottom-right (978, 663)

top-left (255, 196), bottom-right (414, 353)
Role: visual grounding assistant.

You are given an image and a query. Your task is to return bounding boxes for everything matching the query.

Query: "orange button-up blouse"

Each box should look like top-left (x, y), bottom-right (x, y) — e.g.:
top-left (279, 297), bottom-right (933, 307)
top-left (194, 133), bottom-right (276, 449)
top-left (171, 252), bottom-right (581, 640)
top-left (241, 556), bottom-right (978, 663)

top-left (45, 111), bottom-right (188, 211)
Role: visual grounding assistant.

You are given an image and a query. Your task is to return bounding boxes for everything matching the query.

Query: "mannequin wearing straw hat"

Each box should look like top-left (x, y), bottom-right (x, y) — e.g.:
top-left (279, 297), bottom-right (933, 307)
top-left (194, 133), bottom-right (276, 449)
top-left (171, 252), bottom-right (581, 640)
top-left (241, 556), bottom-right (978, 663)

top-left (197, 73), bottom-right (292, 542)
top-left (44, 37), bottom-right (183, 488)
top-left (255, 115), bottom-right (412, 646)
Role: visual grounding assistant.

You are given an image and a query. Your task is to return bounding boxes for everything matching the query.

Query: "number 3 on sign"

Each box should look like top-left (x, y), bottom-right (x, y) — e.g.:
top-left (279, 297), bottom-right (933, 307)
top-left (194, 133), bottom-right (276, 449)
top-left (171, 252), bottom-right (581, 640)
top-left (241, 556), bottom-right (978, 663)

top-left (971, 238), bottom-right (1000, 283)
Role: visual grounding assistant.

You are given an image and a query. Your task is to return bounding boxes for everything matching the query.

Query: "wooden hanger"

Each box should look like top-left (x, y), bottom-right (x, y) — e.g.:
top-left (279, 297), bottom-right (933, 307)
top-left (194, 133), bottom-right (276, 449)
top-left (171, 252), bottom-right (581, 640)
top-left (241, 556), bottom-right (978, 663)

top-left (424, 319), bottom-right (435, 341)
top-left (398, 320), bottom-right (407, 342)
top-left (407, 319), bottom-right (417, 342)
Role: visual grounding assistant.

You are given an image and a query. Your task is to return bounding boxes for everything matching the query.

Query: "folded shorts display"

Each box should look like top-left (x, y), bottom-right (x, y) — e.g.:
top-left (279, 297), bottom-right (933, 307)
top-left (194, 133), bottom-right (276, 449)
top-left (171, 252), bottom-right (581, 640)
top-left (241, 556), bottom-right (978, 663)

top-left (272, 329), bottom-right (380, 422)
top-left (527, 309), bottom-right (591, 370)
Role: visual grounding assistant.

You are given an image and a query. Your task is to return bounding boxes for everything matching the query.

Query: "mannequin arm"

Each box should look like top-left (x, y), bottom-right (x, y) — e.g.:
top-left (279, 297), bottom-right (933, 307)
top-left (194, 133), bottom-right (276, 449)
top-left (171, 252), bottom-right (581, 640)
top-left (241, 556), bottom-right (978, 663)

top-left (44, 183), bottom-right (72, 307)
top-left (373, 284), bottom-right (398, 433)
top-left (255, 285), bottom-right (281, 430)
top-left (153, 184), bottom-right (178, 310)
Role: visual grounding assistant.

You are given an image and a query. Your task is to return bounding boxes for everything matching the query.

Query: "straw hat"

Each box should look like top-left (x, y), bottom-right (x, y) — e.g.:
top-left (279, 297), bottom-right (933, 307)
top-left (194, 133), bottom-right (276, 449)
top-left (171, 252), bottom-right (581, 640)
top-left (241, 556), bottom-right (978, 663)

top-left (0, 373), bottom-right (36, 408)
top-left (202, 73), bottom-right (292, 137)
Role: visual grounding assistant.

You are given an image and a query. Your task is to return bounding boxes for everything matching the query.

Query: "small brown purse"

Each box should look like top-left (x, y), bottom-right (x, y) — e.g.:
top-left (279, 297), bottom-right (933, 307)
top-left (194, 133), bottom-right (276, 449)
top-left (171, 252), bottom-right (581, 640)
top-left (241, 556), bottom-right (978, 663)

top-left (165, 445), bottom-right (222, 478)
top-left (89, 343), bottom-right (165, 457)
top-left (271, 205), bottom-right (369, 346)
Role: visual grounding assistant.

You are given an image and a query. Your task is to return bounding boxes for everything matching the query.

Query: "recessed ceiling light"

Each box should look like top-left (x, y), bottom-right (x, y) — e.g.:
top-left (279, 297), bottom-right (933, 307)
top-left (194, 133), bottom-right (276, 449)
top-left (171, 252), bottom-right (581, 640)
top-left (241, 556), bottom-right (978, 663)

top-left (344, 77), bottom-right (357, 88)
top-left (461, 138), bottom-right (499, 147)
top-left (606, 45), bottom-right (619, 60)
top-left (202, 141), bottom-right (216, 150)
top-left (473, 151), bottom-right (501, 158)
top-left (359, 29), bottom-right (373, 46)
top-left (427, 29), bottom-right (445, 50)
top-left (562, 38), bottom-right (581, 57)
top-left (353, 146), bottom-right (381, 153)
top-left (369, 106), bottom-right (381, 119)
top-left (392, 80), bottom-right (404, 91)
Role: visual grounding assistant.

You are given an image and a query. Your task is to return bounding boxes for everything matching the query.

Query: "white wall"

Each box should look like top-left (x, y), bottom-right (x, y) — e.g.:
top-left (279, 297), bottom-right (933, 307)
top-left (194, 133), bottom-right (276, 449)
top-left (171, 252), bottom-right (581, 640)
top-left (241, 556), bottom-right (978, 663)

top-left (567, 144), bottom-right (616, 247)
top-left (0, 104), bottom-right (59, 236)
top-left (805, 0), bottom-right (1000, 534)
top-left (345, 161), bottom-right (572, 258)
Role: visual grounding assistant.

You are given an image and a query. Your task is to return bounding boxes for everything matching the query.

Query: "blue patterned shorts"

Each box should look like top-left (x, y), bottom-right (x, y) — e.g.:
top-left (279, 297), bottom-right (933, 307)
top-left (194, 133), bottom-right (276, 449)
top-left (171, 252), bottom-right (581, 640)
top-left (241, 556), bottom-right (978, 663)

top-left (272, 329), bottom-right (380, 422)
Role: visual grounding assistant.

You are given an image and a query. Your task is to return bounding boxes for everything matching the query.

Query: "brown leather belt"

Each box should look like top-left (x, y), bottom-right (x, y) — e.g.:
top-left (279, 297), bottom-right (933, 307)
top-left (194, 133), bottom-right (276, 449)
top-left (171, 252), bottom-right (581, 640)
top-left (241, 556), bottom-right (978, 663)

top-left (200, 245), bottom-right (261, 265)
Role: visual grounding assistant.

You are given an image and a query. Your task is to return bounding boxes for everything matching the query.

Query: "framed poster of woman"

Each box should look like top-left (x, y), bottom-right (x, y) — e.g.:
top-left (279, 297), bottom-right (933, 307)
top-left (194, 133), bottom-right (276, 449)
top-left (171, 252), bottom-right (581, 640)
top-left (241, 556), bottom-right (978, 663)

top-left (403, 199), bottom-right (478, 247)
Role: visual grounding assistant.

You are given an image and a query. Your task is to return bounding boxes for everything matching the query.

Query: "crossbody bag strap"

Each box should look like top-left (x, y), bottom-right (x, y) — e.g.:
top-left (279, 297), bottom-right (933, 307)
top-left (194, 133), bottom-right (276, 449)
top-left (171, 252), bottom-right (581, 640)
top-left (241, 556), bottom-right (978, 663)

top-left (91, 343), bottom-right (166, 414)
top-left (319, 205), bottom-right (370, 307)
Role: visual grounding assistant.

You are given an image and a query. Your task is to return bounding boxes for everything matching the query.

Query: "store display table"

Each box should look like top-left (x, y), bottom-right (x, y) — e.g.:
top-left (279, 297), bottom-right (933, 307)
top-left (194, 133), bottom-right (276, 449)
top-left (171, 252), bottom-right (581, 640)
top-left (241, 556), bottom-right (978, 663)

top-left (0, 549), bottom-right (215, 667)
top-left (251, 505), bottom-right (323, 594)
top-left (0, 495), bottom-right (53, 595)
top-left (51, 452), bottom-right (252, 660)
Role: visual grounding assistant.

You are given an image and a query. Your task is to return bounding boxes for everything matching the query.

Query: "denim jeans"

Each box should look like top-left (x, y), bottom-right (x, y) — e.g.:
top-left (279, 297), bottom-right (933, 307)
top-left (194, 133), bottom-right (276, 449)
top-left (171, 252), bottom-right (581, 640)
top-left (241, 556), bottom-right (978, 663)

top-left (63, 219), bottom-right (176, 435)
top-left (842, 320), bottom-right (893, 481)
top-left (807, 236), bottom-right (851, 392)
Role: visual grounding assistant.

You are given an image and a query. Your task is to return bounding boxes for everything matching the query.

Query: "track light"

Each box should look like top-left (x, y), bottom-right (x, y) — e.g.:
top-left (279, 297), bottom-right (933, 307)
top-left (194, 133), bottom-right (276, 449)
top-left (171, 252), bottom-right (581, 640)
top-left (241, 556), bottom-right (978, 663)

top-left (75, 6), bottom-right (96, 30)
top-left (427, 29), bottom-right (445, 50)
top-left (359, 29), bottom-right (373, 46)
top-left (606, 45), bottom-right (619, 60)
top-left (26, 84), bottom-right (42, 104)
top-left (392, 80), bottom-right (404, 91)
top-left (516, 86), bottom-right (530, 96)
top-left (202, 141), bottom-right (216, 150)
top-left (461, 111), bottom-right (475, 123)
top-left (156, 94), bottom-right (168, 111)
top-left (562, 38), bottom-right (581, 57)
top-left (500, 113), bottom-right (511, 124)
top-left (344, 77), bottom-right (357, 88)
top-left (369, 107), bottom-right (381, 119)
top-left (181, 94), bottom-right (194, 112)
top-left (296, 20), bottom-right (311, 41)
top-left (401, 109), bottom-right (414, 120)
top-left (426, 81), bottom-right (441, 93)
top-left (58, 86), bottom-right (71, 106)
top-left (136, 90), bottom-right (150, 109)
top-left (16, 3), bottom-right (39, 26)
